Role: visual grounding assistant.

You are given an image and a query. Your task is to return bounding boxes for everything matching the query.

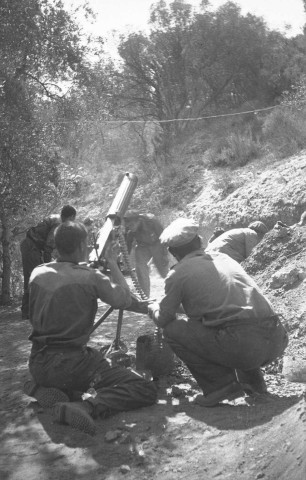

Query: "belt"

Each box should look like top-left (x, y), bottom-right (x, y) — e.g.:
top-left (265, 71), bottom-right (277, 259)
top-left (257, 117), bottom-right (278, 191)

top-left (30, 343), bottom-right (85, 358)
top-left (202, 314), bottom-right (281, 329)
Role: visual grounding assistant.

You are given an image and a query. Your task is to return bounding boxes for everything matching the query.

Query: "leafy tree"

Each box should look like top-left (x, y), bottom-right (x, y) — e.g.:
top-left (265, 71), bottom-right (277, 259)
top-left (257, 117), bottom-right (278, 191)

top-left (187, 2), bottom-right (305, 112)
top-left (51, 56), bottom-right (123, 169)
top-left (0, 0), bottom-right (90, 304)
top-left (187, 3), bottom-right (268, 109)
top-left (114, 1), bottom-right (306, 166)
top-left (116, 1), bottom-right (196, 162)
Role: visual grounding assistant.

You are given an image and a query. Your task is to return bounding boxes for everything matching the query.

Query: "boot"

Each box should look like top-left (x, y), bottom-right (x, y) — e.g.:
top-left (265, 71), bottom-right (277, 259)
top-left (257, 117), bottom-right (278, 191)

top-left (24, 380), bottom-right (69, 408)
top-left (194, 381), bottom-right (245, 407)
top-left (236, 368), bottom-right (268, 394)
top-left (52, 401), bottom-right (96, 436)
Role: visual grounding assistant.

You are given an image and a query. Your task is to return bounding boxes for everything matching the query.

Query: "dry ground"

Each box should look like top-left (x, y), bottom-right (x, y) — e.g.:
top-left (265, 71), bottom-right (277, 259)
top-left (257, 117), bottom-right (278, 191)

top-left (0, 266), bottom-right (305, 480)
top-left (2, 115), bottom-right (306, 480)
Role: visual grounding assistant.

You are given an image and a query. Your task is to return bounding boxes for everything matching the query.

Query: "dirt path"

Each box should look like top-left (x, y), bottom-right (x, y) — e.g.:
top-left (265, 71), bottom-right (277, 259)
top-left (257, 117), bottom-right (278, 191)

top-left (0, 293), bottom-right (305, 480)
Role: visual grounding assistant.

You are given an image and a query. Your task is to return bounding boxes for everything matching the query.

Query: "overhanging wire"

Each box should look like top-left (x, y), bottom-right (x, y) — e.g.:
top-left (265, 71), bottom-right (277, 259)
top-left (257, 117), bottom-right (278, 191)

top-left (1, 102), bottom-right (298, 125)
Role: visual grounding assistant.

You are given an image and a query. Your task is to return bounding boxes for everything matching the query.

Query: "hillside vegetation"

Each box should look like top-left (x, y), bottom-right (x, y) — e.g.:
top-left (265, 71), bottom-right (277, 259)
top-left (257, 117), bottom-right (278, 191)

top-left (1, 148), bottom-right (306, 480)
top-left (1, 2), bottom-right (306, 479)
top-left (2, 0), bottom-right (306, 302)
top-left (66, 145), bottom-right (306, 243)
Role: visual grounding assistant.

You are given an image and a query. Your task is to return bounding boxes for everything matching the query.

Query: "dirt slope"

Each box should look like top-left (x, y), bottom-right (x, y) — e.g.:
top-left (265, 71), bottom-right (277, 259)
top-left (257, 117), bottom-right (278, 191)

top-left (188, 152), bottom-right (306, 241)
top-left (1, 152), bottom-right (306, 480)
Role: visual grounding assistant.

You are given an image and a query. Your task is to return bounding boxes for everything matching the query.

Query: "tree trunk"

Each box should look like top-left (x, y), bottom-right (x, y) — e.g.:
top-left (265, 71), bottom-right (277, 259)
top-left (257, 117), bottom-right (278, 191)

top-left (0, 212), bottom-right (12, 305)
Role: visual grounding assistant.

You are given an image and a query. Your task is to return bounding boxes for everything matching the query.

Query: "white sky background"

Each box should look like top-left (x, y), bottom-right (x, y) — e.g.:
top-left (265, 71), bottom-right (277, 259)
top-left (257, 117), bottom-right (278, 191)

top-left (62, 0), bottom-right (305, 57)
top-left (66, 0), bottom-right (305, 34)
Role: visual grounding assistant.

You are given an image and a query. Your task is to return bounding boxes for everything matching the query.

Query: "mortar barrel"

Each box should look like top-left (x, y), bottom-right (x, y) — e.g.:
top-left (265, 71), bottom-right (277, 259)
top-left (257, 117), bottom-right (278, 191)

top-left (107, 173), bottom-right (138, 218)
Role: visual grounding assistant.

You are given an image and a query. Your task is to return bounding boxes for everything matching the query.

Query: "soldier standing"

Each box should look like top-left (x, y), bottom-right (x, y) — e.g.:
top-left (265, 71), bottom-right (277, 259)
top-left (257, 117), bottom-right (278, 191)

top-left (124, 211), bottom-right (169, 297)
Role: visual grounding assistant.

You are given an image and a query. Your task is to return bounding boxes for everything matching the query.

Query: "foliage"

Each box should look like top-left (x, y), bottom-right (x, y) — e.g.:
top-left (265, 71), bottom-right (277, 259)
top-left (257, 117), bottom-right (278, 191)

top-left (113, 1), bottom-right (306, 167)
top-left (0, 0), bottom-right (91, 303)
top-left (0, 0), bottom-right (90, 91)
top-left (204, 127), bottom-right (263, 168)
top-left (260, 76), bottom-right (306, 159)
top-left (0, 0), bottom-right (90, 220)
top-left (115, 1), bottom-right (198, 162)
top-left (281, 75), bottom-right (306, 109)
top-left (44, 55), bottom-right (146, 172)
top-left (0, 118), bottom-right (59, 217)
top-left (2, 1), bottom-right (306, 304)
top-left (262, 106), bottom-right (306, 159)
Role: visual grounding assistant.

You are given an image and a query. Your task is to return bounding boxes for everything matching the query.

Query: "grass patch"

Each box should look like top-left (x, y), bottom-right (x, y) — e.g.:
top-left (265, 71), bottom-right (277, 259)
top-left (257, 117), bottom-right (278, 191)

top-left (262, 107), bottom-right (306, 159)
top-left (204, 127), bottom-right (263, 168)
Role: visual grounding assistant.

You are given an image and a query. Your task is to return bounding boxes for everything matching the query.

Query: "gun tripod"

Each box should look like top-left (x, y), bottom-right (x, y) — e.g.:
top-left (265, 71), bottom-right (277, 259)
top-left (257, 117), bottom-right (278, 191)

top-left (89, 227), bottom-right (148, 364)
top-left (87, 171), bottom-right (174, 374)
top-left (90, 227), bottom-right (174, 375)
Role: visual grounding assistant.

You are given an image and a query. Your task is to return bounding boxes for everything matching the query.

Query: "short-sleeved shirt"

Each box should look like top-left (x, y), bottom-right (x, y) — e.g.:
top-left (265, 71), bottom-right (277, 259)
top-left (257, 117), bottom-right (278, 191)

top-left (156, 250), bottom-right (274, 328)
top-left (205, 228), bottom-right (259, 263)
top-left (29, 261), bottom-right (131, 348)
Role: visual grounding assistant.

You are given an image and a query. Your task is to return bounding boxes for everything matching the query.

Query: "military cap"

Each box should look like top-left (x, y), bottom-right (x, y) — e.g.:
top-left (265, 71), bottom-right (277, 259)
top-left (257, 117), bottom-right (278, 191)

top-left (160, 218), bottom-right (199, 247)
top-left (248, 221), bottom-right (268, 234)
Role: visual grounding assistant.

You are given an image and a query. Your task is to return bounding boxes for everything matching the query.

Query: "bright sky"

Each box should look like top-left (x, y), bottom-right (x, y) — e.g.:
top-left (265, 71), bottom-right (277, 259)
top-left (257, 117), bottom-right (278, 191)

top-left (66, 0), bottom-right (305, 37)
top-left (63, 0), bottom-right (305, 59)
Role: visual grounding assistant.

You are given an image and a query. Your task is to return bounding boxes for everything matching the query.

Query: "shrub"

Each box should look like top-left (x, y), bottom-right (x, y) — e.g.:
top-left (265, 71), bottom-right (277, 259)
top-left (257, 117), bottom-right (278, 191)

top-left (262, 107), bottom-right (306, 158)
top-left (205, 128), bottom-right (263, 168)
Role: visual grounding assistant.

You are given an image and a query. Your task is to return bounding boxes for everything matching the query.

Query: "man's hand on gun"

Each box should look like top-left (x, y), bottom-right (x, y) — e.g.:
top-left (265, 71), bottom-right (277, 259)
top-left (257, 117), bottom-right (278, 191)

top-left (88, 235), bottom-right (120, 273)
top-left (147, 302), bottom-right (160, 321)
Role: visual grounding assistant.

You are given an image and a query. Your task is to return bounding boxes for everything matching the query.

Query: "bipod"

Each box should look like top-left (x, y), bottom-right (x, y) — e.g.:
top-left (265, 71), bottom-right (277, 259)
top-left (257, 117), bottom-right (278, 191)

top-left (105, 309), bottom-right (133, 367)
top-left (90, 307), bottom-right (131, 367)
top-left (89, 306), bottom-right (114, 335)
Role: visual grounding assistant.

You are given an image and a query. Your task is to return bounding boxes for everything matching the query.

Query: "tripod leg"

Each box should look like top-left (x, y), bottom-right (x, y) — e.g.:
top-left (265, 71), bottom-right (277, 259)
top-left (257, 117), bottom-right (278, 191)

top-left (90, 306), bottom-right (114, 334)
top-left (114, 309), bottom-right (124, 350)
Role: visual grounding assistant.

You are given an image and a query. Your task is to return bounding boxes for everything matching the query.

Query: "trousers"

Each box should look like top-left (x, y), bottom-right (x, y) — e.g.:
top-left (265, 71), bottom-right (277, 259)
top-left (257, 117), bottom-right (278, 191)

top-left (29, 345), bottom-right (157, 418)
top-left (163, 315), bottom-right (288, 395)
top-left (134, 242), bottom-right (169, 297)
